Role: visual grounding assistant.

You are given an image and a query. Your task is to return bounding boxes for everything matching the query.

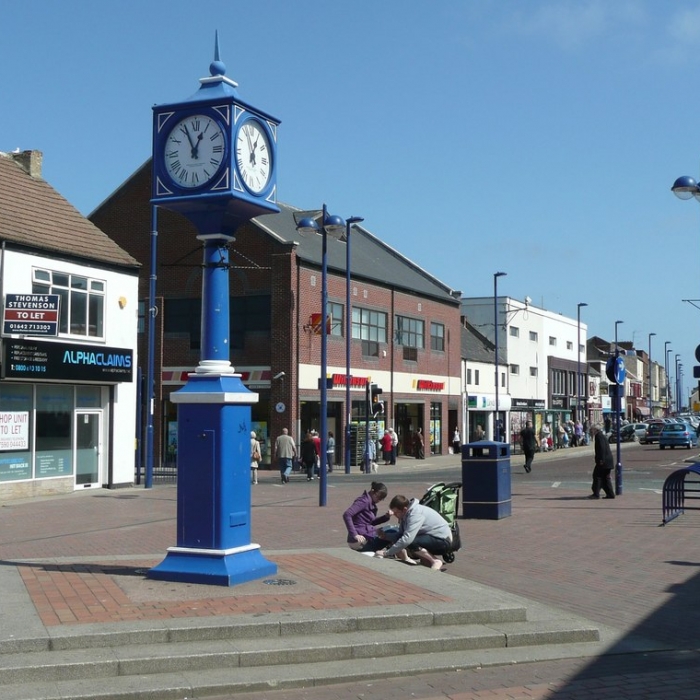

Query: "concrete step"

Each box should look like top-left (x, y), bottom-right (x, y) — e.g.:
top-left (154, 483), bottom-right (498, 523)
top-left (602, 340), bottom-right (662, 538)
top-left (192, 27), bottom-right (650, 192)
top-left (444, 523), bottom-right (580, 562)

top-left (0, 602), bottom-right (530, 655)
top-left (0, 595), bottom-right (603, 700)
top-left (0, 619), bottom-right (600, 686)
top-left (0, 638), bottom-right (613, 700)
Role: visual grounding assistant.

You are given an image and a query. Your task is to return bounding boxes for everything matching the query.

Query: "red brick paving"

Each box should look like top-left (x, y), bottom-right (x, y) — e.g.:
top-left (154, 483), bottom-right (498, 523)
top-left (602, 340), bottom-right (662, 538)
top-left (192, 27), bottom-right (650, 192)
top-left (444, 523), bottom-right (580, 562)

top-left (17, 552), bottom-right (450, 626)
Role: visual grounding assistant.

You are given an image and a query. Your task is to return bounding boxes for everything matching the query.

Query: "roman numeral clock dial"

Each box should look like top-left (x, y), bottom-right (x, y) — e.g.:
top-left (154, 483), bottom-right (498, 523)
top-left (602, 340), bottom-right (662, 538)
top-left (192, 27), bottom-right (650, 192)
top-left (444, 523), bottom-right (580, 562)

top-left (163, 114), bottom-right (225, 189)
top-left (235, 119), bottom-right (272, 194)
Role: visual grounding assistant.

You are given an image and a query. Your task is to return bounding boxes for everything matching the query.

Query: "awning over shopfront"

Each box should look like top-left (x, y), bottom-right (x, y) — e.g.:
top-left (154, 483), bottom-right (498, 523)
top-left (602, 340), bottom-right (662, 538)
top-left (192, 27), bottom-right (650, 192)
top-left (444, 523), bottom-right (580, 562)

top-left (634, 406), bottom-right (651, 417)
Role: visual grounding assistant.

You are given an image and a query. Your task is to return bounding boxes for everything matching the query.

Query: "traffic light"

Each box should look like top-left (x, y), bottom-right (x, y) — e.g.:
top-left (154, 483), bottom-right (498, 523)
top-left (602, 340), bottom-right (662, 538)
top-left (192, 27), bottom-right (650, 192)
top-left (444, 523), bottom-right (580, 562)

top-left (370, 383), bottom-right (384, 416)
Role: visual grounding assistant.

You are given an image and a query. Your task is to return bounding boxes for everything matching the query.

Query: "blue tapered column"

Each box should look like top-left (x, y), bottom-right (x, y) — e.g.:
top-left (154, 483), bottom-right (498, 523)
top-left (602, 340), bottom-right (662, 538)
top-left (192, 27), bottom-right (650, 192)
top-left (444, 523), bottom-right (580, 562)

top-left (149, 233), bottom-right (277, 586)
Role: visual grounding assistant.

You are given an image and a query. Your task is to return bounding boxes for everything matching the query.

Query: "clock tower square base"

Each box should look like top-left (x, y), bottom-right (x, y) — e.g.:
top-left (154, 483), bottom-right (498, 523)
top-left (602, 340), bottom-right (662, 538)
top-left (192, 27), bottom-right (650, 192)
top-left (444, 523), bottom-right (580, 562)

top-left (148, 544), bottom-right (276, 586)
top-left (147, 371), bottom-right (277, 587)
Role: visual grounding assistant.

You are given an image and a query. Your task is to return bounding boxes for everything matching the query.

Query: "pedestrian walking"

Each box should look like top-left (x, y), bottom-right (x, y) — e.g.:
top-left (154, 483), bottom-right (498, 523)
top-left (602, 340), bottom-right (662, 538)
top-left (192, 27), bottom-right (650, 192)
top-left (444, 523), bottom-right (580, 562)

top-left (520, 420), bottom-right (537, 473)
top-left (274, 428), bottom-right (296, 484)
top-left (589, 424), bottom-right (615, 499)
top-left (380, 430), bottom-right (393, 465)
top-left (389, 427), bottom-right (398, 464)
top-left (326, 431), bottom-right (335, 473)
top-left (452, 427), bottom-right (461, 456)
top-left (300, 431), bottom-right (318, 481)
top-left (413, 428), bottom-right (425, 459)
top-left (250, 431), bottom-right (261, 485)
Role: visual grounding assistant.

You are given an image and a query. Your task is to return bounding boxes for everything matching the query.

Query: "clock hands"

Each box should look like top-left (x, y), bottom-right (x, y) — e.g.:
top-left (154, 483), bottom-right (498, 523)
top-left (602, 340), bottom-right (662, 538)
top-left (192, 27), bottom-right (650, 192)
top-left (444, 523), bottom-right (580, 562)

top-left (181, 125), bottom-right (197, 156)
top-left (191, 132), bottom-right (204, 159)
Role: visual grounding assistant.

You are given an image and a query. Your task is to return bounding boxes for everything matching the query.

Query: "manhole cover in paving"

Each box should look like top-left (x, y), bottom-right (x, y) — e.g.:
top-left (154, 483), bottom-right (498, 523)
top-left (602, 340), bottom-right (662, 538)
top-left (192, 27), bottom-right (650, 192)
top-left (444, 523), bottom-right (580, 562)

top-left (263, 578), bottom-right (297, 586)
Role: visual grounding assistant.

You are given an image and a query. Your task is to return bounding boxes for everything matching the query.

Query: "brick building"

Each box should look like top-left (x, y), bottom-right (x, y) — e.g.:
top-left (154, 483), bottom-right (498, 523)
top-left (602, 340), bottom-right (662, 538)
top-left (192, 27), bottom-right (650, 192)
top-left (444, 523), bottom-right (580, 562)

top-left (90, 162), bottom-right (462, 471)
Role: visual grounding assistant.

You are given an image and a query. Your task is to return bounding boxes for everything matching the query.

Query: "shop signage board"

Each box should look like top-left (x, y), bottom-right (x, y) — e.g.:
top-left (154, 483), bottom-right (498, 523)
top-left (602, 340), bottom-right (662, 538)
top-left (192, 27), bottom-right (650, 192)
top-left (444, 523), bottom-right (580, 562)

top-left (2, 338), bottom-right (133, 382)
top-left (2, 294), bottom-right (60, 336)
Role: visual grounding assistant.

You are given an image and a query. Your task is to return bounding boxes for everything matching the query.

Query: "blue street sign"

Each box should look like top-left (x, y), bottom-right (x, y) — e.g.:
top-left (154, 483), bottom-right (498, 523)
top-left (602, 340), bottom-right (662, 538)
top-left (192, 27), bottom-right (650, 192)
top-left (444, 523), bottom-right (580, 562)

top-left (606, 356), bottom-right (626, 385)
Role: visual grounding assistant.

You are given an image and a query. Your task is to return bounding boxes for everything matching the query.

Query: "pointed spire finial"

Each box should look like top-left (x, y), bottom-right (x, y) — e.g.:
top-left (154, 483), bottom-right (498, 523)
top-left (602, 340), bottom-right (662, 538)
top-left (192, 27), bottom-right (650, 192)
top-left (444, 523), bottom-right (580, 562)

top-left (210, 30), bottom-right (226, 77)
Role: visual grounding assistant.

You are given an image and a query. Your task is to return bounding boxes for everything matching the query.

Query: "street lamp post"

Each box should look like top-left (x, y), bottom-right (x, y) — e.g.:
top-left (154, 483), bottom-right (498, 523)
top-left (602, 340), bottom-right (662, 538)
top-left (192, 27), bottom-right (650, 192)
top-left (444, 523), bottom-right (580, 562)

top-left (343, 216), bottom-right (364, 474)
top-left (648, 332), bottom-right (656, 419)
top-left (296, 205), bottom-right (346, 507)
top-left (665, 342), bottom-right (671, 416)
top-left (675, 354), bottom-right (681, 413)
top-left (577, 303), bottom-right (588, 423)
top-left (494, 272), bottom-right (507, 442)
top-left (614, 320), bottom-right (624, 495)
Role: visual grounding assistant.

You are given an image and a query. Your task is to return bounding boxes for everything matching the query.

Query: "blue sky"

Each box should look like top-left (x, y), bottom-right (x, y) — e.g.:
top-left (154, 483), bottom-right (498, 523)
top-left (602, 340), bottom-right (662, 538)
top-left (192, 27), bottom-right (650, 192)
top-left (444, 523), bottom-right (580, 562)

top-left (3, 1), bottom-right (700, 401)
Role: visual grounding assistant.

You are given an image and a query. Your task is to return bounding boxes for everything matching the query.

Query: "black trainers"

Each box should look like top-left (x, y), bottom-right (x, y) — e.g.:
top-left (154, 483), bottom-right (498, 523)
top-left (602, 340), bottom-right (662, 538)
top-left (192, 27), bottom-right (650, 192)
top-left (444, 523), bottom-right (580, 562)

top-left (587, 494), bottom-right (600, 499)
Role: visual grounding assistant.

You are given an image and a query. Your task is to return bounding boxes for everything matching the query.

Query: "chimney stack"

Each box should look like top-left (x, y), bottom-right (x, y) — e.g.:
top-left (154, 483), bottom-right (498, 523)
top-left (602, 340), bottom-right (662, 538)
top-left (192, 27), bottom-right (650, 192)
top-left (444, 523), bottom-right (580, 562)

top-left (11, 150), bottom-right (43, 179)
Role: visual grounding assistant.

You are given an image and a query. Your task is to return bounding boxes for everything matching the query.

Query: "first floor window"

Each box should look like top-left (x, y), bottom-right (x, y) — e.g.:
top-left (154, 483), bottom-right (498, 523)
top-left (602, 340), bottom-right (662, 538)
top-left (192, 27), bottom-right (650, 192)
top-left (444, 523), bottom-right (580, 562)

top-left (430, 322), bottom-right (445, 351)
top-left (328, 301), bottom-right (344, 337)
top-left (33, 268), bottom-right (105, 339)
top-left (352, 307), bottom-right (387, 357)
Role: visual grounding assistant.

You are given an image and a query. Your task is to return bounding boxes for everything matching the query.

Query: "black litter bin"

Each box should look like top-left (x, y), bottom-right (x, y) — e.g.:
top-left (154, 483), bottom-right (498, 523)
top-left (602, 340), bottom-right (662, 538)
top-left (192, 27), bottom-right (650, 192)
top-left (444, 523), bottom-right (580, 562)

top-left (461, 441), bottom-right (511, 519)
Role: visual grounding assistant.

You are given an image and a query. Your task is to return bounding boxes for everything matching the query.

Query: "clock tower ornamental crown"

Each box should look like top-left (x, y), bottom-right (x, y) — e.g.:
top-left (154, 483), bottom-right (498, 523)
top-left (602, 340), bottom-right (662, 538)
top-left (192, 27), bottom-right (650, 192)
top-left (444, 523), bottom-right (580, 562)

top-left (151, 32), bottom-right (280, 236)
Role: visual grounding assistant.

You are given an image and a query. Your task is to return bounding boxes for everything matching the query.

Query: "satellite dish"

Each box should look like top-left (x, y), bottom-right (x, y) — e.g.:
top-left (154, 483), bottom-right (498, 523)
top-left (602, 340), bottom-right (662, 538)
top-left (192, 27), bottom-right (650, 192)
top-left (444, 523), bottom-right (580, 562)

top-left (525, 296), bottom-right (532, 305)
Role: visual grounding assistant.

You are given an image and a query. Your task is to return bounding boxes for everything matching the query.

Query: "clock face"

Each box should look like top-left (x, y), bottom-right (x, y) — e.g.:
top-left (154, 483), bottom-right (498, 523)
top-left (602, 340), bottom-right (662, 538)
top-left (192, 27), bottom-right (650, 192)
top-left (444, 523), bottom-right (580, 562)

top-left (235, 119), bottom-right (272, 194)
top-left (163, 114), bottom-right (226, 189)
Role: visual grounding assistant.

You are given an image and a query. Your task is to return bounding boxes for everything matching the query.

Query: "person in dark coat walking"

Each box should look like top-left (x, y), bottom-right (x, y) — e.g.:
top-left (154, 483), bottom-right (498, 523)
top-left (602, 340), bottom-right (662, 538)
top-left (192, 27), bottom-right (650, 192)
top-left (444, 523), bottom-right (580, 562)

top-left (520, 420), bottom-right (537, 473)
top-left (589, 424), bottom-right (615, 499)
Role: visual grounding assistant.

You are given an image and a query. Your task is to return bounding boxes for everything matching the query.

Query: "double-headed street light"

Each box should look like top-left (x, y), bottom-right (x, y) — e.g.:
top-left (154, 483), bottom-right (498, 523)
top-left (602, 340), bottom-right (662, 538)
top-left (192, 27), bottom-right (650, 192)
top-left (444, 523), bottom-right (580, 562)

top-left (494, 272), bottom-right (507, 442)
top-left (671, 174), bottom-right (700, 414)
top-left (343, 216), bottom-right (364, 474)
top-left (672, 175), bottom-right (700, 202)
top-left (296, 205), bottom-right (346, 507)
top-left (648, 332), bottom-right (656, 419)
top-left (577, 303), bottom-right (588, 423)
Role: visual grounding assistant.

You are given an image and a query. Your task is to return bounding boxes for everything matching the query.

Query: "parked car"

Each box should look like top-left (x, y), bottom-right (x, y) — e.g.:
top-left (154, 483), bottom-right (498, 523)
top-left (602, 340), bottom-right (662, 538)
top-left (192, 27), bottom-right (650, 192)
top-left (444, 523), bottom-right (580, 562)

top-left (641, 421), bottom-right (666, 444)
top-left (609, 423), bottom-right (648, 443)
top-left (659, 422), bottom-right (699, 450)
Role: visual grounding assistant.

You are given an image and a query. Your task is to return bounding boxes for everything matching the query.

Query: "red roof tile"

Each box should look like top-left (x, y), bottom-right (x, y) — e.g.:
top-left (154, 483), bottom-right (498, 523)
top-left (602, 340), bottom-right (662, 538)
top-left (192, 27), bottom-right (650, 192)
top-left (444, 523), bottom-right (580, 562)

top-left (0, 151), bottom-right (139, 269)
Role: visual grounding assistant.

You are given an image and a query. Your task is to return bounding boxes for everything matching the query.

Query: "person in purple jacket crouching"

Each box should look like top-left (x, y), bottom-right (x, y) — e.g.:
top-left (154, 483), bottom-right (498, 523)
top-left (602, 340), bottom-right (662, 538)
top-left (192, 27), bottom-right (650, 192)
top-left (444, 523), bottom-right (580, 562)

top-left (343, 482), bottom-right (395, 552)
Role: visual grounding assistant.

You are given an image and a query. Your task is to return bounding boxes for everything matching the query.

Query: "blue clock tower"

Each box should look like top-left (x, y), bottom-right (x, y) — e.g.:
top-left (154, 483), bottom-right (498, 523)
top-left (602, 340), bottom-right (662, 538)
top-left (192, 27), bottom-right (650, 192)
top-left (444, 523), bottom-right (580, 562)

top-left (148, 36), bottom-right (279, 586)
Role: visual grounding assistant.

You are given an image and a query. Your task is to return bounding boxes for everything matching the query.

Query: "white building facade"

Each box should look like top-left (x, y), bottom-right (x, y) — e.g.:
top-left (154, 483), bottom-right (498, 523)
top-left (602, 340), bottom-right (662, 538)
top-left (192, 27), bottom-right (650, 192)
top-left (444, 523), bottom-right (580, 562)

top-left (0, 150), bottom-right (139, 500)
top-left (461, 297), bottom-right (588, 447)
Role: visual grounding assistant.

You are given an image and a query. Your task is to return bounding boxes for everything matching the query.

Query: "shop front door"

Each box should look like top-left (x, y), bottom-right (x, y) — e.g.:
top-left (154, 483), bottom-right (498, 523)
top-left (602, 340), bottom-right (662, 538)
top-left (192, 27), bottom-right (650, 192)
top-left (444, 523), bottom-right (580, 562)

top-left (75, 411), bottom-right (101, 488)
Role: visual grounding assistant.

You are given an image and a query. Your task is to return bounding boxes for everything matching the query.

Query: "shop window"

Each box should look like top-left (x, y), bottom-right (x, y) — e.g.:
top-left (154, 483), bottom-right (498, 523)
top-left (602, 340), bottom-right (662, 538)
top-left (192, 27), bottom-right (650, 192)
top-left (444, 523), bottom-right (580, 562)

top-left (35, 384), bottom-right (73, 478)
top-left (430, 401), bottom-right (442, 454)
top-left (33, 268), bottom-right (105, 339)
top-left (0, 384), bottom-right (32, 482)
